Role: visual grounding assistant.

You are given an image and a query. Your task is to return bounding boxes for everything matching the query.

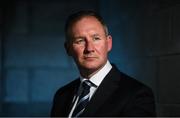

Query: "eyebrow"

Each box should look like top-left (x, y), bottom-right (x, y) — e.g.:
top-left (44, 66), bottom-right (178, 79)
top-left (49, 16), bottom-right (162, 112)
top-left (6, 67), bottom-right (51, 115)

top-left (73, 36), bottom-right (85, 40)
top-left (72, 32), bottom-right (103, 41)
top-left (91, 34), bottom-right (100, 37)
top-left (73, 34), bottom-right (100, 38)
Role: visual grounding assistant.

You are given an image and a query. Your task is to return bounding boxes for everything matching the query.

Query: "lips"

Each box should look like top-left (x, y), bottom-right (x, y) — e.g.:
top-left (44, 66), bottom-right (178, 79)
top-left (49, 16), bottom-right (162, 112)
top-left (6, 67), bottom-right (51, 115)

top-left (84, 56), bottom-right (97, 60)
top-left (84, 56), bottom-right (96, 58)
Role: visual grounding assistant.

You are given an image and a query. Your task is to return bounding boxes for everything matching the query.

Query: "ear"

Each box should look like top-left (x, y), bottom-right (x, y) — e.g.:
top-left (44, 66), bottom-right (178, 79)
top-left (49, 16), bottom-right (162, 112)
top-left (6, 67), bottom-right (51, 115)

top-left (64, 42), bottom-right (72, 56)
top-left (107, 35), bottom-right (112, 52)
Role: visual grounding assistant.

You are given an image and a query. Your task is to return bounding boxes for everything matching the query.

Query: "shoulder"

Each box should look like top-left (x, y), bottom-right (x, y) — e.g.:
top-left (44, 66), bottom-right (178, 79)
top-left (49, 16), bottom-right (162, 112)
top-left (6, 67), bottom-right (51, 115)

top-left (53, 79), bottom-right (80, 98)
top-left (110, 65), bottom-right (156, 116)
top-left (110, 64), bottom-right (153, 94)
top-left (121, 72), bottom-right (153, 94)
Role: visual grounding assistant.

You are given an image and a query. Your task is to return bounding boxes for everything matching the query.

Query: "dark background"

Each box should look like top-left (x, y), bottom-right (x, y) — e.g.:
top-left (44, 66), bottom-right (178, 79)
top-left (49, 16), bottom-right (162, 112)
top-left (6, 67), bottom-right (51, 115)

top-left (1, 0), bottom-right (180, 116)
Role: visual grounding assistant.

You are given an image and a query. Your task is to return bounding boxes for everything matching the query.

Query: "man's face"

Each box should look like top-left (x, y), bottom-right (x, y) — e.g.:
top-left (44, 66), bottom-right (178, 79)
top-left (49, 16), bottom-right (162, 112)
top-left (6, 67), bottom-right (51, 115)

top-left (66, 16), bottom-right (112, 73)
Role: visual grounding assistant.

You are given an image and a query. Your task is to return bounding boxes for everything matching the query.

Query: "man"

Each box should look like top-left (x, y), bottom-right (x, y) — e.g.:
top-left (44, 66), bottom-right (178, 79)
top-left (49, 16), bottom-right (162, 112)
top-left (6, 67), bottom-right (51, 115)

top-left (51, 10), bottom-right (156, 117)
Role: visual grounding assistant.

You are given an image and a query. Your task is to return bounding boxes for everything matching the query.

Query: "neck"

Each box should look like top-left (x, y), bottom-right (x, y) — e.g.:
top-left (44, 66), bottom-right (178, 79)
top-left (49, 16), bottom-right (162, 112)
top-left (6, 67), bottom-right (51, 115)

top-left (79, 64), bottom-right (106, 79)
top-left (80, 69), bottom-right (98, 79)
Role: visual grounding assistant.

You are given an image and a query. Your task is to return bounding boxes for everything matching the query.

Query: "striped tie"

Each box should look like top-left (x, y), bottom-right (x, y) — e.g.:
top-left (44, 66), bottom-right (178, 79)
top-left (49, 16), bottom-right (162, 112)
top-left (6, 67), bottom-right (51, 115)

top-left (72, 80), bottom-right (92, 117)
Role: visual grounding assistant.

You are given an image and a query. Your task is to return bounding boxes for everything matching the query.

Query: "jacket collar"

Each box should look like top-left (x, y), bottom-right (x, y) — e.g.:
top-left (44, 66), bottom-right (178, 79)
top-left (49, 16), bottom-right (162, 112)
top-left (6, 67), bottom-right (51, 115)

top-left (81, 64), bottom-right (122, 116)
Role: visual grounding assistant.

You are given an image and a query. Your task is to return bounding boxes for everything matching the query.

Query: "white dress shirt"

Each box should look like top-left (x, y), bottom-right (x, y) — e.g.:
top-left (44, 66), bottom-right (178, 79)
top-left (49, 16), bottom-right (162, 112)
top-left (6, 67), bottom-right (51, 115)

top-left (68, 60), bottom-right (112, 117)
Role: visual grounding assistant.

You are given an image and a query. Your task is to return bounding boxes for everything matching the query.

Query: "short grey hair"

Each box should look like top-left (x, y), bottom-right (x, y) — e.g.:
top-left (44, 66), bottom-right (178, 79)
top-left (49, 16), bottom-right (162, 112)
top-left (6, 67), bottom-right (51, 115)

top-left (64, 10), bottom-right (109, 43)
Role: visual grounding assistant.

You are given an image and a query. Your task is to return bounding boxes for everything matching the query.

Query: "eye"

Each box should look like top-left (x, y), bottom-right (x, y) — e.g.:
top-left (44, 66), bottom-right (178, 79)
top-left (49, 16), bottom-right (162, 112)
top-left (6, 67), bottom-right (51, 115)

top-left (73, 38), bottom-right (85, 44)
top-left (93, 37), bottom-right (101, 41)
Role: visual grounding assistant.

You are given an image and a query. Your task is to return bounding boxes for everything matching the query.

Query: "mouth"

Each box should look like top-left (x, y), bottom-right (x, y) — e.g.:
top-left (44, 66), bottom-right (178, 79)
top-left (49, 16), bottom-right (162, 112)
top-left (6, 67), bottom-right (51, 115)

top-left (84, 56), bottom-right (97, 60)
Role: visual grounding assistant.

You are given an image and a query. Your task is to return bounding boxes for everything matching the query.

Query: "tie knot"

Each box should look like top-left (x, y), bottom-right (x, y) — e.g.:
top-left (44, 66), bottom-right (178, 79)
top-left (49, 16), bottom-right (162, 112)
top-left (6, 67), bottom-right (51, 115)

top-left (82, 80), bottom-right (91, 90)
top-left (82, 80), bottom-right (97, 89)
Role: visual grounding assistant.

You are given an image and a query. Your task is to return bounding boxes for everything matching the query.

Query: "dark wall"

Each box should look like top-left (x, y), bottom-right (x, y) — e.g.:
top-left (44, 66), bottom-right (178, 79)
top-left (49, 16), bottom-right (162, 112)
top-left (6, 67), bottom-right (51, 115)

top-left (0, 7), bottom-right (2, 115)
top-left (144, 1), bottom-right (180, 116)
top-left (101, 0), bottom-right (180, 116)
top-left (0, 0), bottom-right (99, 116)
top-left (1, 0), bottom-right (180, 116)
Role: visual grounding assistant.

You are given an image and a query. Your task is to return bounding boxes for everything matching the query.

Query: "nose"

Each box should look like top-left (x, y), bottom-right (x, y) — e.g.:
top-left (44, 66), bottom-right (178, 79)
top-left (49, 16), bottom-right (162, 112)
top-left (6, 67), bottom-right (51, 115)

top-left (84, 40), bottom-right (94, 53)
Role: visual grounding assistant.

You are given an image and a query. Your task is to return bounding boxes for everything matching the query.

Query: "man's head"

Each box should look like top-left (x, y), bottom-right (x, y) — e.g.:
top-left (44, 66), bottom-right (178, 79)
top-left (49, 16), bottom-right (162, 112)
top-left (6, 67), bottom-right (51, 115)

top-left (64, 10), bottom-right (112, 77)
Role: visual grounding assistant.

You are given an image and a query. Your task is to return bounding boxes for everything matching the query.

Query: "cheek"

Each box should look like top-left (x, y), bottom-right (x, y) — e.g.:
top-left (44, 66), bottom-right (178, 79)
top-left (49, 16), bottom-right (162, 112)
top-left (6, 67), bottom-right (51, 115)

top-left (96, 44), bottom-right (108, 55)
top-left (72, 46), bottom-right (84, 57)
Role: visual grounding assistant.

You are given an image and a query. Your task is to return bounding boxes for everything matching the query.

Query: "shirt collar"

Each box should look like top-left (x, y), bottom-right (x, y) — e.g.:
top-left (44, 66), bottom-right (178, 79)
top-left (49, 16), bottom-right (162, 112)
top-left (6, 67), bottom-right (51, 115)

top-left (80, 60), bottom-right (112, 87)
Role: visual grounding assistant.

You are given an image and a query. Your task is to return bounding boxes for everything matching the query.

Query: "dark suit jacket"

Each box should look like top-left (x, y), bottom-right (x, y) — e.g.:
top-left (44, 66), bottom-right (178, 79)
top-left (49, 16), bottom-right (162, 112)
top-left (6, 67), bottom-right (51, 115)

top-left (51, 65), bottom-right (156, 117)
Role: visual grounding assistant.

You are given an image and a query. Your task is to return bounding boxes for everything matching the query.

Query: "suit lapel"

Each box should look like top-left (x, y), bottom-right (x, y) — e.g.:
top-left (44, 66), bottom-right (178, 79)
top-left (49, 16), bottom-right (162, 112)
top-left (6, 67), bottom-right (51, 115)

top-left (65, 79), bottom-right (80, 116)
top-left (82, 65), bottom-right (122, 116)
